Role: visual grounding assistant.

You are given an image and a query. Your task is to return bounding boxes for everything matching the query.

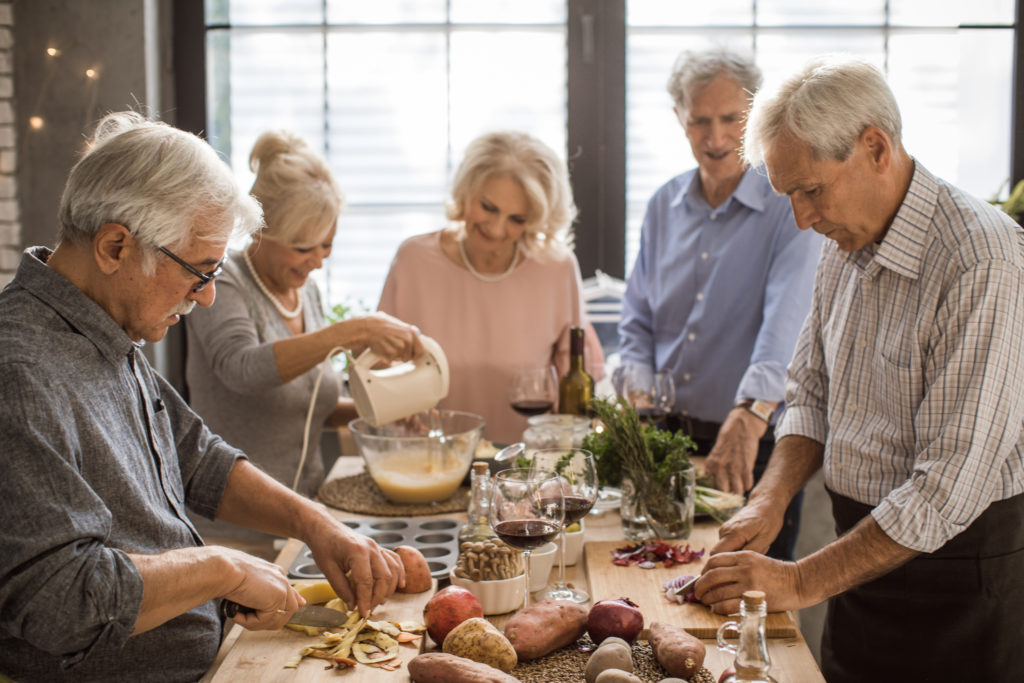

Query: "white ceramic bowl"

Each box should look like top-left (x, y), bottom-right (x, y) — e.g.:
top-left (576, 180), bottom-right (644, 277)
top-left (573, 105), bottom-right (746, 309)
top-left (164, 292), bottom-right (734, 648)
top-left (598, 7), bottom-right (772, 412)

top-left (554, 523), bottom-right (585, 567)
top-left (528, 542), bottom-right (558, 592)
top-left (449, 569), bottom-right (526, 615)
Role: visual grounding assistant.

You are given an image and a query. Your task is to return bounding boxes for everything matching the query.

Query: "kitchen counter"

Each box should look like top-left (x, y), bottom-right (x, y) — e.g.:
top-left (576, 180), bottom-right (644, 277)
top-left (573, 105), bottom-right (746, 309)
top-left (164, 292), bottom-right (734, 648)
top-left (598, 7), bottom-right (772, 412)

top-left (202, 456), bottom-right (824, 682)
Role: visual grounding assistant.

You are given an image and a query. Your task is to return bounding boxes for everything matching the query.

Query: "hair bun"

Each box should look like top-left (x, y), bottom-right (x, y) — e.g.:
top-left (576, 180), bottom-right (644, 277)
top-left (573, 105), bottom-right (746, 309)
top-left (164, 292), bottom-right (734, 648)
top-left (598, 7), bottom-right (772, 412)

top-left (249, 130), bottom-right (308, 174)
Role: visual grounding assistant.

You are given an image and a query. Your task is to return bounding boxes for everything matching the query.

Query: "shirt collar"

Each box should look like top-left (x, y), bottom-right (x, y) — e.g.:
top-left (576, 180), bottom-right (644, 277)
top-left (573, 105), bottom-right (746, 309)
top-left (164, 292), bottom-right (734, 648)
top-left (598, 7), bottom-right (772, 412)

top-left (863, 161), bottom-right (935, 281)
top-left (17, 246), bottom-right (138, 364)
top-left (675, 166), bottom-right (767, 214)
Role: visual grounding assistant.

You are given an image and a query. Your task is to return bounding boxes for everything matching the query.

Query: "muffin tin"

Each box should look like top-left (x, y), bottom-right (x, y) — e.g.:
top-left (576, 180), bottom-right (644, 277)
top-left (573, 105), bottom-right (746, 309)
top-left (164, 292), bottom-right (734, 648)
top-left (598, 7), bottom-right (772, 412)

top-left (287, 517), bottom-right (462, 581)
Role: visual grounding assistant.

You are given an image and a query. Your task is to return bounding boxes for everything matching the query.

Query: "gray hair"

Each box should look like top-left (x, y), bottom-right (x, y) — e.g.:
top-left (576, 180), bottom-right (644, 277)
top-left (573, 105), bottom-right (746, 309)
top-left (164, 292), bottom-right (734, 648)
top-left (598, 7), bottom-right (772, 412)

top-left (743, 54), bottom-right (903, 166)
top-left (447, 131), bottom-right (577, 257)
top-left (666, 47), bottom-right (762, 113)
top-left (249, 130), bottom-right (344, 247)
top-left (58, 111), bottom-right (262, 270)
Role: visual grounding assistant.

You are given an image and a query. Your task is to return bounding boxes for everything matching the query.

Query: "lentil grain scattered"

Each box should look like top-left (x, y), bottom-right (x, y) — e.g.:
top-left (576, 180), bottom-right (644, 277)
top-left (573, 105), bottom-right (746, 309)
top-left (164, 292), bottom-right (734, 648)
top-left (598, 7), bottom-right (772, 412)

top-left (511, 636), bottom-right (714, 683)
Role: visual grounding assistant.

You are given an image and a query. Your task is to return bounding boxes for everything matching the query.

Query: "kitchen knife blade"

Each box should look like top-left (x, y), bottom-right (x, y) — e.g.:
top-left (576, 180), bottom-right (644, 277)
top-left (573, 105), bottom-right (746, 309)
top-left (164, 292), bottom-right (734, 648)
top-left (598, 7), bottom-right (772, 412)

top-left (673, 575), bottom-right (700, 597)
top-left (220, 601), bottom-right (349, 627)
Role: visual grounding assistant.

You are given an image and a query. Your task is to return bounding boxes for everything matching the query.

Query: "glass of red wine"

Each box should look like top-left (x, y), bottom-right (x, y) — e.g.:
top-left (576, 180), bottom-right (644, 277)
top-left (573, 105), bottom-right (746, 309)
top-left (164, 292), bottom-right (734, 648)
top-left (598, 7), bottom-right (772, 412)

top-left (621, 363), bottom-right (675, 425)
top-left (528, 448), bottom-right (598, 603)
top-left (489, 467), bottom-right (565, 610)
top-left (508, 365), bottom-right (558, 418)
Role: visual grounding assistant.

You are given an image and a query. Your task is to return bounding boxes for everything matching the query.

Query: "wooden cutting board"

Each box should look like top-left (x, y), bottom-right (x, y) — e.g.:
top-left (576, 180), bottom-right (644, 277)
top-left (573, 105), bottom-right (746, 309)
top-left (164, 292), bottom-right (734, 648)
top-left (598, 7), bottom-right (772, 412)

top-left (584, 536), bottom-right (796, 639)
top-left (207, 584), bottom-right (434, 682)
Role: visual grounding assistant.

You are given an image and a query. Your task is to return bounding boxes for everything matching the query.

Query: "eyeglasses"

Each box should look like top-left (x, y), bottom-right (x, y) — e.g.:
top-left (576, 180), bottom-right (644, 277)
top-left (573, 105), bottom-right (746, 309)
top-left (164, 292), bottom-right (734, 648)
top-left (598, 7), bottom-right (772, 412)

top-left (157, 246), bottom-right (227, 293)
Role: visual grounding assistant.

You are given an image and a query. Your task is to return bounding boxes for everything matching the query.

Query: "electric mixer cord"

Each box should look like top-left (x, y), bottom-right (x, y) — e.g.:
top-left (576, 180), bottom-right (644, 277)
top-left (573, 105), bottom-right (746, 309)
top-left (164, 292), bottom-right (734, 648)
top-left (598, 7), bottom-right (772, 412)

top-left (292, 345), bottom-right (349, 492)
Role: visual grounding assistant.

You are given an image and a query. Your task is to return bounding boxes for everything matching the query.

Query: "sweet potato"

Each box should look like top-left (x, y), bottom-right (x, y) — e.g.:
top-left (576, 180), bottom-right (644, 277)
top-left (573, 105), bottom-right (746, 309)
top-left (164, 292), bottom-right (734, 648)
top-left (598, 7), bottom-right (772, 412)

top-left (504, 598), bottom-right (588, 660)
top-left (395, 545), bottom-right (433, 593)
top-left (407, 652), bottom-right (520, 682)
top-left (648, 620), bottom-right (706, 679)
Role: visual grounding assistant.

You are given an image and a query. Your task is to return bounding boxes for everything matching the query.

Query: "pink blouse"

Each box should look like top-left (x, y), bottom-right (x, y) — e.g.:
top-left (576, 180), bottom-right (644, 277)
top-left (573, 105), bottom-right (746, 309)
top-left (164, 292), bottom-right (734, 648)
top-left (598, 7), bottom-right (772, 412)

top-left (378, 231), bottom-right (605, 444)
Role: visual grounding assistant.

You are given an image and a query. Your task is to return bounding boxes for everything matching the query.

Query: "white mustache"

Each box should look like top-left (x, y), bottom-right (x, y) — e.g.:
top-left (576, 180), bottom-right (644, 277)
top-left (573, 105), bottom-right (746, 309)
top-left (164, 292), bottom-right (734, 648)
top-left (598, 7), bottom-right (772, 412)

top-left (172, 300), bottom-right (197, 316)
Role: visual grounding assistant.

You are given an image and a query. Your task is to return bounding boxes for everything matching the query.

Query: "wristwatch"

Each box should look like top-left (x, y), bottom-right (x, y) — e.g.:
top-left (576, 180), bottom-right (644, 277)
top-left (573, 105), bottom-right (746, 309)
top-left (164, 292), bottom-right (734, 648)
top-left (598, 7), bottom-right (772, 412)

top-left (736, 399), bottom-right (775, 424)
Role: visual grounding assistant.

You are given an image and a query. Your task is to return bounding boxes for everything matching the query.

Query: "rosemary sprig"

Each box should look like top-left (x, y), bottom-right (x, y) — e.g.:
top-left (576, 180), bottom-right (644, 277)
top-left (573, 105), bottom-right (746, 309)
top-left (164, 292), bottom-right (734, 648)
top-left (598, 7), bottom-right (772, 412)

top-left (590, 396), bottom-right (696, 537)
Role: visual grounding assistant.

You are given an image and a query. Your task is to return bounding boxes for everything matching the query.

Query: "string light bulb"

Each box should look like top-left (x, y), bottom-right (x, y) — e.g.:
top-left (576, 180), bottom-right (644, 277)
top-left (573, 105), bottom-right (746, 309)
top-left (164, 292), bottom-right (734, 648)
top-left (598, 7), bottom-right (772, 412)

top-left (29, 116), bottom-right (44, 130)
top-left (46, 47), bottom-right (59, 57)
top-left (85, 68), bottom-right (97, 79)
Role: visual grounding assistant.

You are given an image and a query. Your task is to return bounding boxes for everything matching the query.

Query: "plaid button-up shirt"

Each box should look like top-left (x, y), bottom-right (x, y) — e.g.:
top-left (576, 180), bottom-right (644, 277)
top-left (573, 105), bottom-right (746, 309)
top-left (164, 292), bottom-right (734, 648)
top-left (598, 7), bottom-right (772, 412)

top-left (778, 162), bottom-right (1024, 553)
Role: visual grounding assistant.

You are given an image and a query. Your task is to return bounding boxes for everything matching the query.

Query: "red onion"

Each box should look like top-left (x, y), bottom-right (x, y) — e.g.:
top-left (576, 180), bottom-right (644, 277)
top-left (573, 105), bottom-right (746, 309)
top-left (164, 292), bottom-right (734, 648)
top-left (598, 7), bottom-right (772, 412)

top-left (587, 597), bottom-right (644, 644)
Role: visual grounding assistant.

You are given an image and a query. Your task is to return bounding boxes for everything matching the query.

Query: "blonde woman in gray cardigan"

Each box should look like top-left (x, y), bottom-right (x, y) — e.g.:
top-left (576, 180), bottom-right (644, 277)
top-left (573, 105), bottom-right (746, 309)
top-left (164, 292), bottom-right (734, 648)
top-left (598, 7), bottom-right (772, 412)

top-left (186, 132), bottom-right (422, 551)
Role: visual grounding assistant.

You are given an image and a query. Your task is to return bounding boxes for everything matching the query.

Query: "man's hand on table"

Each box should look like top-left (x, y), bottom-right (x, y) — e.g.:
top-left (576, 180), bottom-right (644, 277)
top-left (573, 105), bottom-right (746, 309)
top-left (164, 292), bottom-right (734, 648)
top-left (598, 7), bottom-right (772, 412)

top-left (704, 407), bottom-right (766, 494)
top-left (303, 513), bottom-right (406, 616)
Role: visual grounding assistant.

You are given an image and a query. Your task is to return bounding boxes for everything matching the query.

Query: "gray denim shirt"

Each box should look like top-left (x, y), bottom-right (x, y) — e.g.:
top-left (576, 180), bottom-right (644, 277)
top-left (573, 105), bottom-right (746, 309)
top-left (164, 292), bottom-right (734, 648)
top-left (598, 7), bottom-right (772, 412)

top-left (0, 248), bottom-right (245, 682)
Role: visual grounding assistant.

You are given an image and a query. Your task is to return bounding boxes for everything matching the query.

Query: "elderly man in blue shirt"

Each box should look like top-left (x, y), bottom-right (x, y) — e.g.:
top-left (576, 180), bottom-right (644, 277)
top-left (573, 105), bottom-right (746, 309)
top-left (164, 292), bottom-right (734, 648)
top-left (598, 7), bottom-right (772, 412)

top-left (618, 47), bottom-right (821, 560)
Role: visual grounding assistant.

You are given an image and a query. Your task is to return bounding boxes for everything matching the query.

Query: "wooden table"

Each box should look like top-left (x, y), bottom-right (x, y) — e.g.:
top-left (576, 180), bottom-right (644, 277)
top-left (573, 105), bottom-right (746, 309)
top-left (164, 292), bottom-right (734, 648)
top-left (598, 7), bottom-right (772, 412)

top-left (203, 457), bottom-right (825, 683)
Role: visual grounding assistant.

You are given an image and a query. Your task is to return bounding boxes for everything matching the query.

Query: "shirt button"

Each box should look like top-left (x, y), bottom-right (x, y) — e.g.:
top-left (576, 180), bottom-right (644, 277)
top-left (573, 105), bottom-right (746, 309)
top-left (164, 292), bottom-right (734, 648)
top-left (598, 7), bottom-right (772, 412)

top-left (701, 252), bottom-right (709, 260)
top-left (683, 373), bottom-right (691, 381)
top-left (696, 292), bottom-right (704, 301)
top-left (710, 213), bottom-right (717, 220)
top-left (688, 333), bottom-right (696, 341)
top-left (681, 409), bottom-right (689, 416)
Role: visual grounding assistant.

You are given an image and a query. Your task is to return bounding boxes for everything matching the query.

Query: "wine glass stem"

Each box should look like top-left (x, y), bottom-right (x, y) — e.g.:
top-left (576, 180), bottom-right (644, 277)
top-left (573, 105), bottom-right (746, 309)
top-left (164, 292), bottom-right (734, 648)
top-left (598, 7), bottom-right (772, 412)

top-left (522, 550), bottom-right (532, 610)
top-left (554, 530), bottom-right (568, 589)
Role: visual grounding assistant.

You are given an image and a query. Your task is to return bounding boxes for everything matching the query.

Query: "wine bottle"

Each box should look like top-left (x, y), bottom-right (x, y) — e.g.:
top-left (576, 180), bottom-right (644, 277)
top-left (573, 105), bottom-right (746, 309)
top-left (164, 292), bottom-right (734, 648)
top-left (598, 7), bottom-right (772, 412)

top-left (558, 326), bottom-right (594, 416)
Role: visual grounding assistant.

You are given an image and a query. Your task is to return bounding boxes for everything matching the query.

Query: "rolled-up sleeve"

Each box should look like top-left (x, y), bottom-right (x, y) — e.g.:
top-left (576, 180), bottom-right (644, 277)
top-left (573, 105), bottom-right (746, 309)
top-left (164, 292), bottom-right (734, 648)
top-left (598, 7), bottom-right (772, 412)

top-left (872, 259), bottom-right (1024, 551)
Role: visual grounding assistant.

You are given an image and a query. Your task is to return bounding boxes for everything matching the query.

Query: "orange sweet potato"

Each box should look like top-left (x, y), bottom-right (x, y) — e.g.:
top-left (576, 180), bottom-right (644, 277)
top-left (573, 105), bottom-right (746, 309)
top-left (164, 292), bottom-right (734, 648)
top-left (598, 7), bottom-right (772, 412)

top-left (395, 545), bottom-right (433, 593)
top-left (408, 652), bottom-right (519, 682)
top-left (648, 620), bottom-right (706, 679)
top-left (504, 599), bottom-right (588, 660)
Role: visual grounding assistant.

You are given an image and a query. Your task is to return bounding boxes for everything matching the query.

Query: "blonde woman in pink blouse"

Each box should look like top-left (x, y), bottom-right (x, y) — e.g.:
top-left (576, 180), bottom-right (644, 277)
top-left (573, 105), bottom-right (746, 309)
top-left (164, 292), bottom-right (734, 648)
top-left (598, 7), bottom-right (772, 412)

top-left (378, 131), bottom-right (604, 445)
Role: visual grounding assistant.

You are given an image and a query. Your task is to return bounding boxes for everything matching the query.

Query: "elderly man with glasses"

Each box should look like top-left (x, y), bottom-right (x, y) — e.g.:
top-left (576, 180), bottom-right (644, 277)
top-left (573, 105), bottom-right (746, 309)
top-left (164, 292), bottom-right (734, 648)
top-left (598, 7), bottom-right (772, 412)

top-left (0, 112), bottom-right (406, 682)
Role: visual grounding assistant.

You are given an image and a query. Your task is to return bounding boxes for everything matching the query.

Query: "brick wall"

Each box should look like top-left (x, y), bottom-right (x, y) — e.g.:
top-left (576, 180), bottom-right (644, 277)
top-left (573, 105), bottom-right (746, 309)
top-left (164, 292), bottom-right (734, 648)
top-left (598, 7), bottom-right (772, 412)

top-left (0, 1), bottom-right (15, 289)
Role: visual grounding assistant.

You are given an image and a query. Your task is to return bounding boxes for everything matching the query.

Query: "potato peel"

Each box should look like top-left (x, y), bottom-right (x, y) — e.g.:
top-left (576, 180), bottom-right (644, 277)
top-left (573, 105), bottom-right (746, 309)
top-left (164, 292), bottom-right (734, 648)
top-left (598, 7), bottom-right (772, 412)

top-left (284, 608), bottom-right (422, 670)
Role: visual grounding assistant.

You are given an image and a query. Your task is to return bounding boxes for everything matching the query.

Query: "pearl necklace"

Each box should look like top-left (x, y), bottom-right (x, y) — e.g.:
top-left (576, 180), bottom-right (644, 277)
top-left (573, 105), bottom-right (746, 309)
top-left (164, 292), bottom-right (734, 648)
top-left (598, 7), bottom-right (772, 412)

top-left (458, 238), bottom-right (520, 283)
top-left (242, 247), bottom-right (303, 319)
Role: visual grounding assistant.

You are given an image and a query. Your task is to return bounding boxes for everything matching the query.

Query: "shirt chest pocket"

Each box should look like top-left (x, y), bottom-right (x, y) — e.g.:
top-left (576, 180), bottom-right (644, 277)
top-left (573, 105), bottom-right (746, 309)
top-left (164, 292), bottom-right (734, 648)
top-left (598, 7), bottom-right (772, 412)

top-left (874, 311), bottom-right (925, 423)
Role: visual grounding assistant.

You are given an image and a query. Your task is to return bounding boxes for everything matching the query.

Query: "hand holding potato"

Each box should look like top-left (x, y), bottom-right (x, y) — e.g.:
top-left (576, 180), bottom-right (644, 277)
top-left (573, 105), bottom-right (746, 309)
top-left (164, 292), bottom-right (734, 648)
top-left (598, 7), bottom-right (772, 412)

top-left (303, 515), bottom-right (405, 615)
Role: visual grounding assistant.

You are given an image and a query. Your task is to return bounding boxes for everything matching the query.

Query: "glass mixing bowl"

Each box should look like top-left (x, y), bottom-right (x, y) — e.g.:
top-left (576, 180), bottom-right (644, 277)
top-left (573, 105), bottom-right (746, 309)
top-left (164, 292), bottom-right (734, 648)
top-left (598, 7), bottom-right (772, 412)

top-left (349, 410), bottom-right (485, 504)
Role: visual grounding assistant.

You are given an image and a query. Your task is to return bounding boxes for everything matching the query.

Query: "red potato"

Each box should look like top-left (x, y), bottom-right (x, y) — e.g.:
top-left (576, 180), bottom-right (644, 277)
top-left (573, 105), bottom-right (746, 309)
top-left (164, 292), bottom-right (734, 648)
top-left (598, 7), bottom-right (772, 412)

top-left (648, 620), bottom-right (706, 679)
top-left (423, 585), bottom-right (484, 645)
top-left (504, 599), bottom-right (588, 660)
top-left (408, 652), bottom-right (520, 683)
top-left (395, 545), bottom-right (433, 593)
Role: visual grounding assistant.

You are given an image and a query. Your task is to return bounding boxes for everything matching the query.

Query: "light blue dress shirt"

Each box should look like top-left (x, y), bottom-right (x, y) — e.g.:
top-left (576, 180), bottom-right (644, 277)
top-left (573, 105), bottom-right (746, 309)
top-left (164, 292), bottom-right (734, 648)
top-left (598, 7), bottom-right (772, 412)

top-left (618, 166), bottom-right (822, 424)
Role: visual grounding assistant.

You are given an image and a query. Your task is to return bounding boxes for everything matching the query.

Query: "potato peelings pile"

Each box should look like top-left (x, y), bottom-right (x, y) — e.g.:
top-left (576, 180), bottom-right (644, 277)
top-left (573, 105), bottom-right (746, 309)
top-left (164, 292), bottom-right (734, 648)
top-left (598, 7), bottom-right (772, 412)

top-left (283, 582), bottom-right (426, 672)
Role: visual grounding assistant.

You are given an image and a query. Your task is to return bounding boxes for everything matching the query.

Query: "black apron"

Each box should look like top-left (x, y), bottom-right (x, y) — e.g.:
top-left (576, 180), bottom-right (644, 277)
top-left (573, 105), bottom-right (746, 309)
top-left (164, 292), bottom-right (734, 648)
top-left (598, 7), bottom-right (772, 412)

top-left (821, 489), bottom-right (1024, 683)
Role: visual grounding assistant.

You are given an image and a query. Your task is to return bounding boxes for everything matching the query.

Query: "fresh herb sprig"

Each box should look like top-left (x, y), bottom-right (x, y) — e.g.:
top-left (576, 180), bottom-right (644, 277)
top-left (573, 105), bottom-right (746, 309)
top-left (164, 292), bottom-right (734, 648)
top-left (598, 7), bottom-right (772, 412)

top-left (583, 397), bottom-right (695, 488)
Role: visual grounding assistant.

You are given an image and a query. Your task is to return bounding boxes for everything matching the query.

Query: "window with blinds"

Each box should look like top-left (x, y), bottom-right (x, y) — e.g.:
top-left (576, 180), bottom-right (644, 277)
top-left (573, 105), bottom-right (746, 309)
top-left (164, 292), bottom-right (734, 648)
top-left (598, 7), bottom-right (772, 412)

top-left (624, 0), bottom-right (1015, 273)
top-left (205, 0), bottom-right (567, 311)
top-left (205, 0), bottom-right (1015, 302)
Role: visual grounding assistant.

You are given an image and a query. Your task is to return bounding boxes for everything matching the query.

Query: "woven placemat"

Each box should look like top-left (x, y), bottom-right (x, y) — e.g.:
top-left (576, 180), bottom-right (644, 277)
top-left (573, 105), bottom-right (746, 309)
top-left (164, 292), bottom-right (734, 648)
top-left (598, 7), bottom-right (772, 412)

top-left (316, 472), bottom-right (471, 516)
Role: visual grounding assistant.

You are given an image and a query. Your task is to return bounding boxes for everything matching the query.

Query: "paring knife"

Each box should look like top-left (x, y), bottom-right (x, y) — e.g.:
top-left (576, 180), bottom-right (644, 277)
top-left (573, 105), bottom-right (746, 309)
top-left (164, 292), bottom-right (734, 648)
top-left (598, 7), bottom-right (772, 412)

top-left (220, 600), bottom-right (350, 627)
